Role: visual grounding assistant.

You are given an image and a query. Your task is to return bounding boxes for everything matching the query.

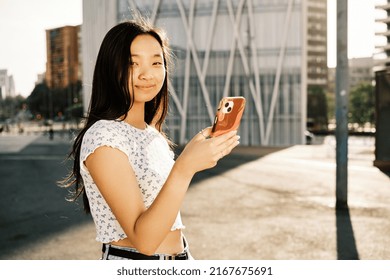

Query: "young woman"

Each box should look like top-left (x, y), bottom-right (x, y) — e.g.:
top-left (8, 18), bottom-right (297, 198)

top-left (62, 19), bottom-right (240, 260)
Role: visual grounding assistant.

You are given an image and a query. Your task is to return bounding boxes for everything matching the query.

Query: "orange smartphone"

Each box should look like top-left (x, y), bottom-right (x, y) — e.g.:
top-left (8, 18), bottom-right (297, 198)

top-left (210, 96), bottom-right (246, 137)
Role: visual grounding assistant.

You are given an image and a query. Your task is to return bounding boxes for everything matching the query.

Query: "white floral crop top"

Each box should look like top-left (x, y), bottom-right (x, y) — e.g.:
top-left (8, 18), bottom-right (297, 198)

top-left (80, 119), bottom-right (185, 243)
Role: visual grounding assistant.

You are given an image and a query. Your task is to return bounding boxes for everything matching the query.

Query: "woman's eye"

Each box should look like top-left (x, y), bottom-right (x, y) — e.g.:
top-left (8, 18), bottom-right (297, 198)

top-left (153, 61), bottom-right (163, 66)
top-left (129, 61), bottom-right (138, 66)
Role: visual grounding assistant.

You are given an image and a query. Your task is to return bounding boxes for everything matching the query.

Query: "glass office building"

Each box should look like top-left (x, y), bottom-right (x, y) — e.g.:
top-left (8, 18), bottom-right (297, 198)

top-left (82, 0), bottom-right (315, 146)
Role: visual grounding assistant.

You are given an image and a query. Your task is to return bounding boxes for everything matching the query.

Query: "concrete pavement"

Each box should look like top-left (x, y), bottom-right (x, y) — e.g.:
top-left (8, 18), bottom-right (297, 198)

top-left (0, 132), bottom-right (389, 260)
top-left (185, 141), bottom-right (390, 260)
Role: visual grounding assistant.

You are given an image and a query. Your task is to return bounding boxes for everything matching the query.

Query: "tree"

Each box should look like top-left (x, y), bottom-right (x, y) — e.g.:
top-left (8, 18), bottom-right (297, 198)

top-left (27, 81), bottom-right (82, 120)
top-left (0, 95), bottom-right (27, 121)
top-left (27, 82), bottom-right (51, 118)
top-left (307, 85), bottom-right (328, 132)
top-left (348, 83), bottom-right (375, 127)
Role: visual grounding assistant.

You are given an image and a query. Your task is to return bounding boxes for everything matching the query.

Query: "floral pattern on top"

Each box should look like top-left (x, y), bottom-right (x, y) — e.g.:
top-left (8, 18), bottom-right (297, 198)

top-left (80, 119), bottom-right (185, 243)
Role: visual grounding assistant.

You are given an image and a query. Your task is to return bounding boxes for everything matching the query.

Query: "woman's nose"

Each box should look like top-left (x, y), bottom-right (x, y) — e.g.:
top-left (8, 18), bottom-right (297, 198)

top-left (138, 67), bottom-right (153, 80)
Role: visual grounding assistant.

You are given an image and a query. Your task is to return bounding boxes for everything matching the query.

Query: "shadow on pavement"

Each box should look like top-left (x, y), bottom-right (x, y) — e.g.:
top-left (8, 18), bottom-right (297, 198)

top-left (174, 146), bottom-right (289, 186)
top-left (0, 136), bottom-right (92, 259)
top-left (336, 206), bottom-right (360, 260)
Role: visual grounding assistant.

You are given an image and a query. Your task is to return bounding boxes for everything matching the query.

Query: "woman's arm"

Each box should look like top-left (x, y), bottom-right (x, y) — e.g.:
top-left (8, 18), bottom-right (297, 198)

top-left (85, 128), bottom-right (239, 255)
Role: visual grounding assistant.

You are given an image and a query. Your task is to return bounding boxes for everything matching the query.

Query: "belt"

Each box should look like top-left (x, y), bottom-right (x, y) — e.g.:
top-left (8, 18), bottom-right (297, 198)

top-left (102, 244), bottom-right (189, 260)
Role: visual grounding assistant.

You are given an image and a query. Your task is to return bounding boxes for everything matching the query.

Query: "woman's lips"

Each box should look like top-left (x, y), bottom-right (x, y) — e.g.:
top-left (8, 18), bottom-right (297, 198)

top-left (136, 84), bottom-right (155, 89)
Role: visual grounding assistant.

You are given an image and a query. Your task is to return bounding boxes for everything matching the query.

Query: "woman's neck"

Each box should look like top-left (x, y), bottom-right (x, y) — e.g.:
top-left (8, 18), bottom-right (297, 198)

top-left (123, 102), bottom-right (146, 129)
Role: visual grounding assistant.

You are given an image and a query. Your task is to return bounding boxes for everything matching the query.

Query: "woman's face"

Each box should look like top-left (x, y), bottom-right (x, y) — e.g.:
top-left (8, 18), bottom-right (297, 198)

top-left (129, 34), bottom-right (166, 104)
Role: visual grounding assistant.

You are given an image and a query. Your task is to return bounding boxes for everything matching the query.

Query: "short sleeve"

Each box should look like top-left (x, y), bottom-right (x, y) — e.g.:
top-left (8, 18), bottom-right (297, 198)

top-left (80, 120), bottom-right (130, 171)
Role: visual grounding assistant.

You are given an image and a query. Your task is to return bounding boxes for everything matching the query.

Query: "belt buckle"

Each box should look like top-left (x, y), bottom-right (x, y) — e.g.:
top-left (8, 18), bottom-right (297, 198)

top-left (161, 255), bottom-right (174, 260)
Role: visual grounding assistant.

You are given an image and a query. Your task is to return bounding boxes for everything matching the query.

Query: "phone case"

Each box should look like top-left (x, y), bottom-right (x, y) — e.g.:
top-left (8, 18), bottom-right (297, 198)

top-left (210, 96), bottom-right (246, 137)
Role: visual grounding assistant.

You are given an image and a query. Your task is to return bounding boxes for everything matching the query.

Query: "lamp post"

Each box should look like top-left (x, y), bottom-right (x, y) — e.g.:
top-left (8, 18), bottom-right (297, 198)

top-left (335, 0), bottom-right (349, 209)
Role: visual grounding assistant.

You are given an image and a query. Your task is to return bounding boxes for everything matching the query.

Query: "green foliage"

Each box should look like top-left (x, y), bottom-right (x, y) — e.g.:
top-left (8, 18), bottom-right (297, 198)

top-left (0, 95), bottom-right (27, 120)
top-left (27, 83), bottom-right (51, 118)
top-left (326, 91), bottom-right (335, 122)
top-left (348, 83), bottom-right (375, 126)
top-left (307, 85), bottom-right (328, 132)
top-left (27, 81), bottom-right (82, 120)
top-left (65, 103), bottom-right (84, 120)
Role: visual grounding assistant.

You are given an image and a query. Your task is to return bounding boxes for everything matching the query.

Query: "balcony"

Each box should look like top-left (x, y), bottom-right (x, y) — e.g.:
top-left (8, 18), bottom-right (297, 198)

top-left (375, 30), bottom-right (390, 37)
top-left (375, 3), bottom-right (390, 10)
top-left (375, 17), bottom-right (390, 24)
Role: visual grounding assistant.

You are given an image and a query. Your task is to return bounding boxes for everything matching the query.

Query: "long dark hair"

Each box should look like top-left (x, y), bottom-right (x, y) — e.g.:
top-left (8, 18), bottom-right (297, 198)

top-left (60, 19), bottom-right (172, 213)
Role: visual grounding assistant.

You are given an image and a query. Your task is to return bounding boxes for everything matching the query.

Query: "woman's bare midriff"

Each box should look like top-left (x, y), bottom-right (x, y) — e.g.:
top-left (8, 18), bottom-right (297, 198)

top-left (110, 229), bottom-right (183, 255)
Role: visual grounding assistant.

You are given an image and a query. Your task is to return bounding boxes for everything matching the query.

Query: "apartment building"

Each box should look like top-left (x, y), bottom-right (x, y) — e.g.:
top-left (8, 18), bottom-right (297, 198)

top-left (45, 25), bottom-right (81, 89)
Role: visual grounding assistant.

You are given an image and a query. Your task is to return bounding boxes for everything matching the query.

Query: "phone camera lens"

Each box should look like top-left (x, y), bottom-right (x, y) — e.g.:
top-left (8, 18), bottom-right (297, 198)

top-left (221, 100), bottom-right (234, 114)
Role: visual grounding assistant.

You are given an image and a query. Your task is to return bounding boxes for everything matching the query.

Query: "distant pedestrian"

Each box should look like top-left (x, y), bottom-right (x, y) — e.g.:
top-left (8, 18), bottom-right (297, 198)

top-left (60, 18), bottom-right (240, 260)
top-left (49, 127), bottom-right (54, 140)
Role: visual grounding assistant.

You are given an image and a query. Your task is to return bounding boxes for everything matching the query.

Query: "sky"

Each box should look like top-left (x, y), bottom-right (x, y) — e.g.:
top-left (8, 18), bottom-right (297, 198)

top-left (0, 0), bottom-right (386, 97)
top-left (0, 0), bottom-right (83, 97)
top-left (327, 0), bottom-right (387, 67)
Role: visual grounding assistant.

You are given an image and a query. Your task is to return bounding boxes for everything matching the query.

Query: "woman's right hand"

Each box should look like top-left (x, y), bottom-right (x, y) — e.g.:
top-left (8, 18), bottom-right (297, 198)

top-left (175, 127), bottom-right (240, 177)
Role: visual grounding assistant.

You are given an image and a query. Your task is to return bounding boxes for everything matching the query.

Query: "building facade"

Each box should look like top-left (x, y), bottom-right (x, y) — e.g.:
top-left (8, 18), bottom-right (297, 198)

top-left (82, 0), bottom-right (327, 146)
top-left (306, 0), bottom-right (328, 132)
top-left (375, 1), bottom-right (390, 69)
top-left (328, 57), bottom-right (374, 94)
top-left (306, 0), bottom-right (327, 88)
top-left (0, 69), bottom-right (15, 99)
top-left (374, 1), bottom-right (390, 172)
top-left (45, 25), bottom-right (81, 89)
top-left (349, 57), bottom-right (374, 89)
